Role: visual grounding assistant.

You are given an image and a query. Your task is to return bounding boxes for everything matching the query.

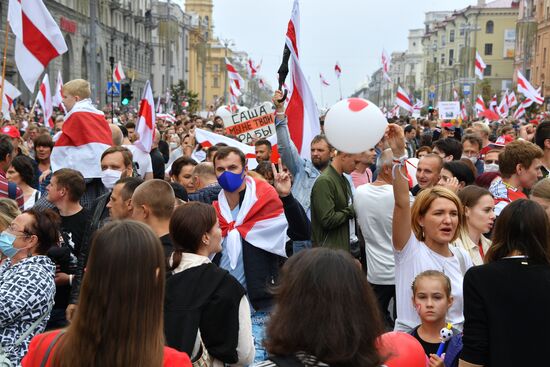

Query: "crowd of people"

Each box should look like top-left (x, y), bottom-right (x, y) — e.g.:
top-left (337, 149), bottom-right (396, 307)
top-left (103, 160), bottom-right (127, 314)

top-left (0, 79), bottom-right (549, 367)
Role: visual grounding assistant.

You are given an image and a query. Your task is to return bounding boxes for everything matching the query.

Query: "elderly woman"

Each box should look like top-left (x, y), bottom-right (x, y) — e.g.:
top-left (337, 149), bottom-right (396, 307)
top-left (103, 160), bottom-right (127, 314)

top-left (0, 209), bottom-right (59, 365)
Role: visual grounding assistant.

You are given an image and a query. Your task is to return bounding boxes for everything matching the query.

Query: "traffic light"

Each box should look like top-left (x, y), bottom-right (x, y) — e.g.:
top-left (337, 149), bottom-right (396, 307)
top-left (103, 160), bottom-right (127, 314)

top-left (120, 83), bottom-right (133, 105)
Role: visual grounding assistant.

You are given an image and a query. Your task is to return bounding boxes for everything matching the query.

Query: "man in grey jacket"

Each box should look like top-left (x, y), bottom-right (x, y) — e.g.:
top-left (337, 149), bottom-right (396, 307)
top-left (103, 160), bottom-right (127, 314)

top-left (273, 90), bottom-right (332, 253)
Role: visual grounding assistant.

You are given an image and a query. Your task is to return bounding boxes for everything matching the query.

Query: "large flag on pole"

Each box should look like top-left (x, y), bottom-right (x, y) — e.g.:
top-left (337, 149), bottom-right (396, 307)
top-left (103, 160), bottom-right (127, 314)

top-left (513, 102), bottom-right (526, 119)
top-left (396, 86), bottom-right (413, 113)
top-left (319, 73), bottom-right (330, 86)
top-left (517, 70), bottom-right (544, 105)
top-left (7, 0), bottom-right (68, 92)
top-left (475, 95), bottom-right (486, 116)
top-left (36, 74), bottom-right (53, 128)
top-left (381, 49), bottom-right (392, 82)
top-left (246, 59), bottom-right (258, 78)
top-left (225, 58), bottom-right (244, 108)
top-left (1, 79), bottom-right (21, 120)
top-left (52, 70), bottom-right (64, 111)
top-left (134, 81), bottom-right (156, 153)
top-left (334, 62), bottom-right (342, 78)
top-left (474, 51), bottom-right (486, 80)
top-left (50, 99), bottom-right (112, 178)
top-left (113, 61), bottom-right (125, 83)
top-left (284, 0), bottom-right (320, 159)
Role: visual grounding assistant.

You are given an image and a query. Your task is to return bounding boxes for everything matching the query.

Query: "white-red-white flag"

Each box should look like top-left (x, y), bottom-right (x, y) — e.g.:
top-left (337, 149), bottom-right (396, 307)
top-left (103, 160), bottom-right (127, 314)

top-left (113, 61), bottom-right (125, 83)
top-left (52, 70), bottom-right (64, 112)
top-left (7, 0), bottom-right (68, 92)
top-left (1, 79), bottom-right (21, 120)
top-left (517, 70), bottom-right (543, 105)
top-left (389, 104), bottom-right (400, 118)
top-left (50, 99), bottom-right (112, 178)
top-left (489, 95), bottom-right (498, 113)
top-left (334, 62), bottom-right (342, 79)
top-left (453, 89), bottom-right (459, 101)
top-left (284, 0), bottom-right (320, 159)
top-left (396, 86), bottom-right (413, 113)
top-left (498, 92), bottom-right (509, 118)
top-left (475, 95), bottom-right (486, 116)
top-left (258, 79), bottom-right (266, 89)
top-left (226, 58), bottom-right (244, 107)
top-left (475, 51), bottom-right (486, 80)
top-left (134, 81), bottom-right (156, 153)
top-left (381, 49), bottom-right (391, 82)
top-left (319, 73), bottom-right (330, 87)
top-left (460, 101), bottom-right (468, 120)
top-left (513, 102), bottom-right (526, 119)
top-left (36, 74), bottom-right (53, 128)
top-left (507, 91), bottom-right (518, 108)
top-left (246, 58), bottom-right (258, 78)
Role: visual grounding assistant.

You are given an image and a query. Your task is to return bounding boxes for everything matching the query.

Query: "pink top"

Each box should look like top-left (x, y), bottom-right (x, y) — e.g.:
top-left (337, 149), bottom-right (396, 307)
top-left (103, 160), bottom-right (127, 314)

top-left (351, 168), bottom-right (373, 188)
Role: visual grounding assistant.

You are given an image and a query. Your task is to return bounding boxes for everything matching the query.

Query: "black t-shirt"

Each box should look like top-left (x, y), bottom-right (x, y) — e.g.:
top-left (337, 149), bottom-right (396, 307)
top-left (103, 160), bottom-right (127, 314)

top-left (50, 208), bottom-right (91, 310)
top-left (150, 148), bottom-right (166, 179)
top-left (159, 234), bottom-right (173, 260)
top-left (411, 326), bottom-right (448, 357)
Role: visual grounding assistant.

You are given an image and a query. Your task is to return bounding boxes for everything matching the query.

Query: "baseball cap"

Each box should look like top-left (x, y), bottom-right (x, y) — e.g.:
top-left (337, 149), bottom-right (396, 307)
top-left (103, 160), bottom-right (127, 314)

top-left (441, 122), bottom-right (455, 131)
top-left (491, 134), bottom-right (514, 147)
top-left (1, 125), bottom-right (21, 139)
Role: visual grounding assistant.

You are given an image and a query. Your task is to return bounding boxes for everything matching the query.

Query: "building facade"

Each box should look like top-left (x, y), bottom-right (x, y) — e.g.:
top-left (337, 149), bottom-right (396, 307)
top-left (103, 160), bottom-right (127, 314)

top-left (532, 0), bottom-right (550, 98)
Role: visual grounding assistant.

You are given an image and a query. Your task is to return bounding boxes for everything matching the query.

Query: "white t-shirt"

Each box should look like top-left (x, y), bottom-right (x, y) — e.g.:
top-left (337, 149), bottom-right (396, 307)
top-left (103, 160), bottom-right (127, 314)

top-left (354, 184), bottom-right (396, 285)
top-left (394, 233), bottom-right (473, 332)
top-left (123, 144), bottom-right (153, 178)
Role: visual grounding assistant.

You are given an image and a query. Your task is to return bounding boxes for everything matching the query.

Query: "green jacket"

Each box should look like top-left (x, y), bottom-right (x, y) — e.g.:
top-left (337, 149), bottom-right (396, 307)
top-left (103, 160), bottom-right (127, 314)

top-left (310, 165), bottom-right (355, 251)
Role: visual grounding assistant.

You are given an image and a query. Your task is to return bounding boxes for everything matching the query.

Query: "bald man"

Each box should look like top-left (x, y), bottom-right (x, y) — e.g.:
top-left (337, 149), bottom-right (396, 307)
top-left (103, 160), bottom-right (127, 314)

top-left (188, 162), bottom-right (222, 205)
top-left (131, 179), bottom-right (175, 259)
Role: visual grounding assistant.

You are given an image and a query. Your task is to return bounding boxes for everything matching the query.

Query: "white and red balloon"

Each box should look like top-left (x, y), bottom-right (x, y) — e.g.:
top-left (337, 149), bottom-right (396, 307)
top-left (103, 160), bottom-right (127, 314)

top-left (324, 98), bottom-right (388, 154)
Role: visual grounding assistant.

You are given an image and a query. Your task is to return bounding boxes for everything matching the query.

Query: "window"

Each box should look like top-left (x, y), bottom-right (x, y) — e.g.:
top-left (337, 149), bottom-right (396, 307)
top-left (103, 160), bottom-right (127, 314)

top-left (162, 49), bottom-right (165, 65)
top-left (449, 49), bottom-right (454, 66)
top-left (459, 25), bottom-right (465, 36)
top-left (449, 30), bottom-right (455, 43)
top-left (213, 76), bottom-right (219, 88)
top-left (484, 65), bottom-right (492, 76)
top-left (441, 53), bottom-right (445, 65)
top-left (486, 21), bottom-right (494, 34)
top-left (485, 43), bottom-right (493, 55)
top-left (213, 64), bottom-right (219, 74)
top-left (544, 48), bottom-right (547, 67)
top-left (441, 35), bottom-right (446, 47)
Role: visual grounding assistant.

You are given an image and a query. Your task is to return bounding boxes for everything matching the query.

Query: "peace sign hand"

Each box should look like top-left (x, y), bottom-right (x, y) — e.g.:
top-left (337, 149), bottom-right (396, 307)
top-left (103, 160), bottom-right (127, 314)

top-left (272, 158), bottom-right (291, 197)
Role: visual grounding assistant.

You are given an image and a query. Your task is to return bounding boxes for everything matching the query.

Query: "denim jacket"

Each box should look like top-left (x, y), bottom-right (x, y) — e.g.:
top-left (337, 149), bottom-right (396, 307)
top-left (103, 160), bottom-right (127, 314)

top-left (275, 117), bottom-right (320, 215)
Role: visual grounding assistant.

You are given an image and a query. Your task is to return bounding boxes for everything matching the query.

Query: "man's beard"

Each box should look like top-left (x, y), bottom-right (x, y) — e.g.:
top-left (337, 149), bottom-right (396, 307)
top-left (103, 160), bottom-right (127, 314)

top-left (312, 158), bottom-right (329, 171)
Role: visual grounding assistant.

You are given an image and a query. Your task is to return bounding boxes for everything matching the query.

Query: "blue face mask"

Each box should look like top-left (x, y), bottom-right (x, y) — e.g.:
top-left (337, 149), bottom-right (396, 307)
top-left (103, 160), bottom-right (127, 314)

top-left (0, 231), bottom-right (18, 258)
top-left (217, 169), bottom-right (245, 192)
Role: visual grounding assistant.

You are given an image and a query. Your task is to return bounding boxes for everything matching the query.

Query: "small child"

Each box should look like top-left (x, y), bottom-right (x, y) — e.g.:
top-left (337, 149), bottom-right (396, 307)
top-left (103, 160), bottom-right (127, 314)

top-left (410, 270), bottom-right (462, 367)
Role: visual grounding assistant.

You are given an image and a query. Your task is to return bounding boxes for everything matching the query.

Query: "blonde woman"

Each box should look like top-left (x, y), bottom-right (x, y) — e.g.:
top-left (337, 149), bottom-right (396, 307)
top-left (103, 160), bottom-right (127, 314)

top-left (386, 123), bottom-right (473, 332)
top-left (454, 186), bottom-right (495, 265)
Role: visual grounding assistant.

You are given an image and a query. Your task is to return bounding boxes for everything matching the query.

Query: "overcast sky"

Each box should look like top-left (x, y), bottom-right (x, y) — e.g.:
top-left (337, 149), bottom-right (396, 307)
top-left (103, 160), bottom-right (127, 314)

top-left (202, 0), bottom-right (478, 108)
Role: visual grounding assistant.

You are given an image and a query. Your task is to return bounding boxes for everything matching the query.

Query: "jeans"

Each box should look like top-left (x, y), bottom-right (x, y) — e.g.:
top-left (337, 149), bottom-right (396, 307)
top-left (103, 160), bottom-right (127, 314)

top-left (292, 240), bottom-right (312, 255)
top-left (251, 310), bottom-right (270, 363)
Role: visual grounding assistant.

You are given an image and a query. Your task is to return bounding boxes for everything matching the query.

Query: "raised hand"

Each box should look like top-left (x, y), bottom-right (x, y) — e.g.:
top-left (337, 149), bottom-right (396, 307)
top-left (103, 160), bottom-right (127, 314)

top-left (271, 158), bottom-right (291, 197)
top-left (272, 90), bottom-right (285, 113)
top-left (385, 123), bottom-right (406, 157)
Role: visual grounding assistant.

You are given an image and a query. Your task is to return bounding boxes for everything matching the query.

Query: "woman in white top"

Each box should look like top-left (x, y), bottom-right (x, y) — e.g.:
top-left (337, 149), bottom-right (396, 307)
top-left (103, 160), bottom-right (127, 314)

top-left (454, 186), bottom-right (495, 265)
top-left (165, 201), bottom-right (255, 366)
top-left (386, 124), bottom-right (473, 332)
top-left (6, 156), bottom-right (40, 210)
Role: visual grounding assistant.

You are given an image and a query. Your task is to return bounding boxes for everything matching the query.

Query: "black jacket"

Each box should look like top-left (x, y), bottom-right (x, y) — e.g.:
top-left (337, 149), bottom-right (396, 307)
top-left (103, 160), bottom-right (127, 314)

top-left (213, 192), bottom-right (310, 311)
top-left (164, 263), bottom-right (245, 363)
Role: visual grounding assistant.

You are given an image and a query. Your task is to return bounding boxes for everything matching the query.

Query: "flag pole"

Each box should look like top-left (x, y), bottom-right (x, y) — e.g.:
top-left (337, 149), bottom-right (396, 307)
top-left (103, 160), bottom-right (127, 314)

top-left (338, 77), bottom-right (343, 101)
top-left (319, 78), bottom-right (324, 108)
top-left (0, 21), bottom-right (10, 120)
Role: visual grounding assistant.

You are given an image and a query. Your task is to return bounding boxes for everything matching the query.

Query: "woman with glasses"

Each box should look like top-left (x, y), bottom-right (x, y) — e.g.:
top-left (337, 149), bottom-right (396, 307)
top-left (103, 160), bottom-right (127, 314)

top-left (0, 209), bottom-right (59, 365)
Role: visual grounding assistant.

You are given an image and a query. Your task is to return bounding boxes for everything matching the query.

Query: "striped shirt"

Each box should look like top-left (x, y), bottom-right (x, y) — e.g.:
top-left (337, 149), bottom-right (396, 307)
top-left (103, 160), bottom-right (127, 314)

top-left (0, 169), bottom-right (24, 209)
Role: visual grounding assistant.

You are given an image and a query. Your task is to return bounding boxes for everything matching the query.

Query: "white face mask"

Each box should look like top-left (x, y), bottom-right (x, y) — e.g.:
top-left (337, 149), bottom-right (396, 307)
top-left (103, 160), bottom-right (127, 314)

top-left (462, 155), bottom-right (478, 165)
top-left (484, 163), bottom-right (499, 173)
top-left (101, 169), bottom-right (122, 190)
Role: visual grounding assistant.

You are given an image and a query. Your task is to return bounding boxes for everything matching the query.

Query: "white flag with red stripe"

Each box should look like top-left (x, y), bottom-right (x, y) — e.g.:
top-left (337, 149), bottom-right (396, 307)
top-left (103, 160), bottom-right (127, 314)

top-left (1, 79), bottom-right (21, 120)
top-left (507, 91), bottom-right (518, 108)
top-left (52, 70), bottom-right (64, 112)
top-left (319, 73), bottom-right (330, 86)
top-left (381, 49), bottom-right (391, 82)
top-left (460, 101), bottom-right (468, 120)
top-left (7, 0), bottom-right (68, 92)
top-left (213, 176), bottom-right (288, 270)
top-left (453, 89), bottom-right (459, 101)
top-left (498, 92), bottom-right (509, 118)
top-left (334, 62), bottom-right (342, 79)
top-left (36, 73), bottom-right (53, 128)
top-left (50, 99), bottom-right (112, 178)
top-left (489, 95), bottom-right (498, 113)
top-left (134, 81), bottom-right (156, 153)
top-left (513, 102), bottom-right (526, 119)
top-left (225, 58), bottom-right (244, 91)
top-left (517, 70), bottom-right (543, 105)
top-left (284, 0), bottom-right (320, 160)
top-left (475, 95), bottom-right (486, 116)
top-left (246, 59), bottom-right (258, 78)
top-left (113, 61), bottom-right (125, 83)
top-left (396, 86), bottom-right (413, 113)
top-left (521, 87), bottom-right (540, 108)
top-left (389, 104), bottom-right (400, 118)
top-left (475, 51), bottom-right (486, 80)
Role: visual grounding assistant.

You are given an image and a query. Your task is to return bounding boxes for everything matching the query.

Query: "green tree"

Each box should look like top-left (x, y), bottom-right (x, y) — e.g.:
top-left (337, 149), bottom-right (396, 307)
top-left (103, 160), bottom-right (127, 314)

top-left (478, 79), bottom-right (492, 103)
top-left (170, 80), bottom-right (199, 114)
